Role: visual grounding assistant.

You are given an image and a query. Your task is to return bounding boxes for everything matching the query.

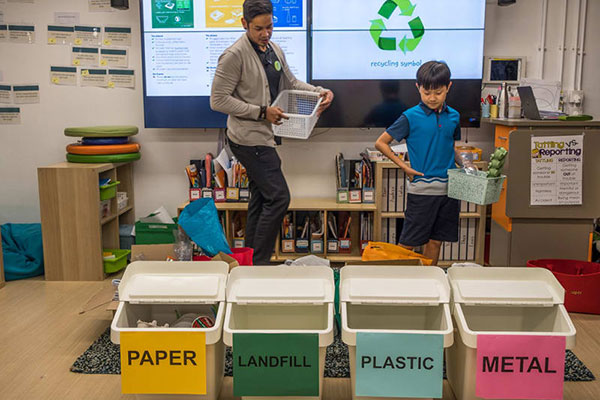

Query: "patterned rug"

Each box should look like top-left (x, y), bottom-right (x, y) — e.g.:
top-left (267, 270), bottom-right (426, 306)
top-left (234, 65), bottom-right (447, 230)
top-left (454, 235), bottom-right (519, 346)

top-left (71, 327), bottom-right (595, 382)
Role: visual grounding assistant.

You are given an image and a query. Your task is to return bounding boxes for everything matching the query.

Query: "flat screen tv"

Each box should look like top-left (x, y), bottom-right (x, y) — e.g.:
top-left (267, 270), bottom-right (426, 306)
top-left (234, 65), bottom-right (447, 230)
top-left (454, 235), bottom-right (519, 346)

top-left (310, 0), bottom-right (485, 128)
top-left (140, 0), bottom-right (484, 129)
top-left (140, 0), bottom-right (308, 128)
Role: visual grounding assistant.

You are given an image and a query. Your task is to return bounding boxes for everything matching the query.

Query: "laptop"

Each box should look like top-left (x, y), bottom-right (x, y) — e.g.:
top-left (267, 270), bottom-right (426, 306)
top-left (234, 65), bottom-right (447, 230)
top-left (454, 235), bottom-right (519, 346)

top-left (517, 86), bottom-right (561, 120)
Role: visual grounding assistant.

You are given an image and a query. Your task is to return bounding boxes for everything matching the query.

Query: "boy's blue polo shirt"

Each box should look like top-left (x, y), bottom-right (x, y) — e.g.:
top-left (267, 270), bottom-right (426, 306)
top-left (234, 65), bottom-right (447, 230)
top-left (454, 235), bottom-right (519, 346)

top-left (387, 102), bottom-right (461, 195)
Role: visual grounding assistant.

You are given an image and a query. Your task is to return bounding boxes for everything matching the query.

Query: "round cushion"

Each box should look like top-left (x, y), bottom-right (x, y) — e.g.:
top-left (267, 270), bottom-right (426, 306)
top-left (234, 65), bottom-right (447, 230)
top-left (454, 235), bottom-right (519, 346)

top-left (66, 143), bottom-right (140, 155)
top-left (81, 137), bottom-right (129, 145)
top-left (64, 125), bottom-right (138, 137)
top-left (66, 152), bottom-right (141, 163)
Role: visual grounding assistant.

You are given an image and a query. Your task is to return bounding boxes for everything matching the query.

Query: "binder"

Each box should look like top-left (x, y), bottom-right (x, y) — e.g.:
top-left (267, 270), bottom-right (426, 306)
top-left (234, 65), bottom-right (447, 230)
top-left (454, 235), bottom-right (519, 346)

top-left (459, 219), bottom-right (468, 260)
top-left (382, 169), bottom-right (389, 212)
top-left (451, 224), bottom-right (460, 261)
top-left (382, 218), bottom-right (388, 243)
top-left (396, 170), bottom-right (405, 212)
top-left (388, 169), bottom-right (397, 212)
top-left (467, 219), bottom-right (476, 261)
top-left (389, 218), bottom-right (397, 245)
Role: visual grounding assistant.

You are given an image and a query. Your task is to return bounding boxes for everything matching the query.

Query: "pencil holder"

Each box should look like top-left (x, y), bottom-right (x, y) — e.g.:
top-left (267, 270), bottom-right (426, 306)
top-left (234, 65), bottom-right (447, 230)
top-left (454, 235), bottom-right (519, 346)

top-left (226, 187), bottom-right (240, 202)
top-left (281, 239), bottom-right (295, 253)
top-left (327, 239), bottom-right (339, 253)
top-left (201, 188), bottom-right (213, 199)
top-left (349, 189), bottom-right (362, 203)
top-left (311, 239), bottom-right (324, 254)
top-left (489, 104), bottom-right (498, 118)
top-left (189, 188), bottom-right (201, 201)
top-left (339, 238), bottom-right (352, 253)
top-left (213, 188), bottom-right (226, 203)
top-left (295, 239), bottom-right (309, 253)
top-left (481, 102), bottom-right (490, 118)
top-left (239, 188), bottom-right (250, 202)
top-left (336, 188), bottom-right (349, 203)
top-left (362, 187), bottom-right (375, 203)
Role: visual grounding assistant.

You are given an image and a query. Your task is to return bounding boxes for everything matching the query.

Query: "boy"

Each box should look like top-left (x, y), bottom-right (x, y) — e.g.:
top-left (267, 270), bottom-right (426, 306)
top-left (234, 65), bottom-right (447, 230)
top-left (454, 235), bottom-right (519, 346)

top-left (375, 61), bottom-right (460, 266)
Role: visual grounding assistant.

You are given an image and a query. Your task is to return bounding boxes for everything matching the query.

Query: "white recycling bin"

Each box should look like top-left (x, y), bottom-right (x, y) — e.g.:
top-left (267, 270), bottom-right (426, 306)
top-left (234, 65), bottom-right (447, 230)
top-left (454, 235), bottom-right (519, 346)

top-left (445, 266), bottom-right (577, 400)
top-left (223, 265), bottom-right (334, 400)
top-left (111, 261), bottom-right (229, 399)
top-left (341, 265), bottom-right (454, 400)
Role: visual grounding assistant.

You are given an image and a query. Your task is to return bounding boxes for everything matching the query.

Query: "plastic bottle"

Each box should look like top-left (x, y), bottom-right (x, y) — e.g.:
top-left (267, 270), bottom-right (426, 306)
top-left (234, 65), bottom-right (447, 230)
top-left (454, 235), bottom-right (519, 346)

top-left (498, 82), bottom-right (508, 119)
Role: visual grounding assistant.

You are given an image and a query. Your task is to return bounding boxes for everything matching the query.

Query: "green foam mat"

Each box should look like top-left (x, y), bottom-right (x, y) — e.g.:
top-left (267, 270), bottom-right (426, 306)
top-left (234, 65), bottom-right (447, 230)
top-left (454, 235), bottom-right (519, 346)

top-left (64, 125), bottom-right (138, 137)
top-left (66, 152), bottom-right (141, 163)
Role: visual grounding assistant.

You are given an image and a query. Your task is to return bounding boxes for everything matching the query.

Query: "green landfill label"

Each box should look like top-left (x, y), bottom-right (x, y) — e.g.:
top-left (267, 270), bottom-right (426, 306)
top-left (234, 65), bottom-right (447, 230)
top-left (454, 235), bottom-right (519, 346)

top-left (370, 0), bottom-right (424, 53)
top-left (233, 333), bottom-right (319, 397)
top-left (152, 0), bottom-right (194, 29)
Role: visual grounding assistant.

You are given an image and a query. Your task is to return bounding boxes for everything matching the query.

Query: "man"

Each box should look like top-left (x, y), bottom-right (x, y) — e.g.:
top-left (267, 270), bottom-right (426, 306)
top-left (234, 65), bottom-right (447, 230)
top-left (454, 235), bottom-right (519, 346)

top-left (210, 0), bottom-right (334, 265)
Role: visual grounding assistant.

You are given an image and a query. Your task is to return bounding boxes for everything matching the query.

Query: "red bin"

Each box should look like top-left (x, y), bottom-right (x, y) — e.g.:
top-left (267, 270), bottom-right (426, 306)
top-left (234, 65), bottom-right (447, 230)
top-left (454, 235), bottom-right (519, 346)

top-left (527, 259), bottom-right (600, 314)
top-left (193, 247), bottom-right (254, 266)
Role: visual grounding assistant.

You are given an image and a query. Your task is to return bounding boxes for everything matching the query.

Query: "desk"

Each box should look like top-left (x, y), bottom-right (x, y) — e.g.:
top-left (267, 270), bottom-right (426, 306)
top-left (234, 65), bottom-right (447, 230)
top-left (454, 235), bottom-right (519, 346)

top-left (482, 118), bottom-right (600, 266)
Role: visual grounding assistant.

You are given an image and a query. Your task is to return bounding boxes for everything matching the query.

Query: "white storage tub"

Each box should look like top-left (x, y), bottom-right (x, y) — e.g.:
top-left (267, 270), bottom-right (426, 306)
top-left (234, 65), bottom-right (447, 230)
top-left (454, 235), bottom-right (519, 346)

top-left (111, 261), bottom-right (229, 400)
top-left (224, 265), bottom-right (334, 400)
top-left (446, 266), bottom-right (577, 400)
top-left (341, 265), bottom-right (453, 400)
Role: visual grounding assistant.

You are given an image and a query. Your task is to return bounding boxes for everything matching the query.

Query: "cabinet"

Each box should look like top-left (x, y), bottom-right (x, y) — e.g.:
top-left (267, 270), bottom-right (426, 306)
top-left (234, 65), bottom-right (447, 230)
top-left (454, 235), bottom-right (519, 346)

top-left (483, 118), bottom-right (600, 266)
top-left (178, 199), bottom-right (376, 263)
top-left (373, 161), bottom-right (487, 266)
top-left (38, 162), bottom-right (135, 281)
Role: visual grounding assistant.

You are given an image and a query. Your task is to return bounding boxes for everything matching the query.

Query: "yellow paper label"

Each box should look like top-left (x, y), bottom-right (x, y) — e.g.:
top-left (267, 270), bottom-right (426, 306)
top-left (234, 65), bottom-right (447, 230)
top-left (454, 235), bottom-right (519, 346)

top-left (101, 59), bottom-right (107, 66)
top-left (74, 38), bottom-right (82, 45)
top-left (73, 59), bottom-right (80, 66)
top-left (104, 39), bottom-right (112, 45)
top-left (81, 69), bottom-right (89, 76)
top-left (51, 77), bottom-right (60, 83)
top-left (48, 37), bottom-right (56, 44)
top-left (108, 81), bottom-right (115, 88)
top-left (120, 331), bottom-right (207, 394)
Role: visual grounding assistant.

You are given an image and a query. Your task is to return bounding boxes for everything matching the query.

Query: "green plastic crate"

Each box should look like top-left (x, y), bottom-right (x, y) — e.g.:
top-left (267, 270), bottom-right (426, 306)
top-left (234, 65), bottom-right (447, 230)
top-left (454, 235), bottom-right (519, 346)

top-left (103, 249), bottom-right (130, 273)
top-left (135, 220), bottom-right (177, 244)
top-left (99, 181), bottom-right (120, 200)
top-left (447, 169), bottom-right (506, 205)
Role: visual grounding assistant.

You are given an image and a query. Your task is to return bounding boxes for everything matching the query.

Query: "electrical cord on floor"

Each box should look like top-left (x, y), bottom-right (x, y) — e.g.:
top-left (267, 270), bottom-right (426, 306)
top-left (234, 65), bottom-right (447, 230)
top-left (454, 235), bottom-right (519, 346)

top-left (79, 300), bottom-right (112, 315)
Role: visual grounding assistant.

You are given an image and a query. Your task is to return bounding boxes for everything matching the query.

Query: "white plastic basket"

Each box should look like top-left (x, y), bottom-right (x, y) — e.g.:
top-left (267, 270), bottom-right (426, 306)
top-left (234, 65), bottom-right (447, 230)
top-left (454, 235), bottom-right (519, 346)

top-left (272, 89), bottom-right (322, 139)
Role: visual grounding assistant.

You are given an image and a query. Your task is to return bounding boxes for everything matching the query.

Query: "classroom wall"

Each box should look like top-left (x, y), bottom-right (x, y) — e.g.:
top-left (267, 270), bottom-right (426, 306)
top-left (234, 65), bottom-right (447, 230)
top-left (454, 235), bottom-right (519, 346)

top-left (0, 0), bottom-right (597, 224)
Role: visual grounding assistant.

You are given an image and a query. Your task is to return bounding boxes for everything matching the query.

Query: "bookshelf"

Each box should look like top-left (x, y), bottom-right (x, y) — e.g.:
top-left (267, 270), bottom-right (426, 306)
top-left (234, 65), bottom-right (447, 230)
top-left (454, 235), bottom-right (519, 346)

top-left (178, 198), bottom-right (376, 263)
top-left (38, 162), bottom-right (135, 280)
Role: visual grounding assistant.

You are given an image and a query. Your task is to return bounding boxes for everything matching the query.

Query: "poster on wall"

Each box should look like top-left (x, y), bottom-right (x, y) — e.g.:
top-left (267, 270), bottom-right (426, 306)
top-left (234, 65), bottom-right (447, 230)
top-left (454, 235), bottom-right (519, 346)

top-left (13, 84), bottom-right (39, 104)
top-left (80, 68), bottom-right (108, 87)
top-left (8, 24), bottom-right (35, 43)
top-left (530, 135), bottom-right (583, 206)
top-left (103, 26), bottom-right (132, 46)
top-left (0, 107), bottom-right (21, 124)
top-left (108, 69), bottom-right (135, 88)
top-left (0, 85), bottom-right (11, 103)
top-left (50, 66), bottom-right (77, 86)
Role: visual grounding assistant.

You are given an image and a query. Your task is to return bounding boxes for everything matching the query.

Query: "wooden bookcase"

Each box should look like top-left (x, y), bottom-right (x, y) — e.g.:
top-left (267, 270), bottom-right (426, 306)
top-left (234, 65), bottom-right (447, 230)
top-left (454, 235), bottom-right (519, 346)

top-left (178, 198), bottom-right (376, 263)
top-left (38, 162), bottom-right (135, 281)
top-left (373, 161), bottom-right (486, 266)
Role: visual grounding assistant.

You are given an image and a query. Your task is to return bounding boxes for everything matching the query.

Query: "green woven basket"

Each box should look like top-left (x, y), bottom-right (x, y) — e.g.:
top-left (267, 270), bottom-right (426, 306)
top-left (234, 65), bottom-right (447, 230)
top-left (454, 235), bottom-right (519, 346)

top-left (447, 169), bottom-right (506, 205)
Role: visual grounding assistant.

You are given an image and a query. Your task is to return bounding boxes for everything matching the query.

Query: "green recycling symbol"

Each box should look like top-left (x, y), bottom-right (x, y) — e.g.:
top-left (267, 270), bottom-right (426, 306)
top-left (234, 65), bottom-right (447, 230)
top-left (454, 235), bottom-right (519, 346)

top-left (370, 0), bottom-right (424, 53)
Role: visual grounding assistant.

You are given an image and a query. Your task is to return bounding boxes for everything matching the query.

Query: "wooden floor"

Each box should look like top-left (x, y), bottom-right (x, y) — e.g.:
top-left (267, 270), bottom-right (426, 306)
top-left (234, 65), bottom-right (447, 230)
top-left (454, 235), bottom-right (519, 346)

top-left (1, 278), bottom-right (599, 400)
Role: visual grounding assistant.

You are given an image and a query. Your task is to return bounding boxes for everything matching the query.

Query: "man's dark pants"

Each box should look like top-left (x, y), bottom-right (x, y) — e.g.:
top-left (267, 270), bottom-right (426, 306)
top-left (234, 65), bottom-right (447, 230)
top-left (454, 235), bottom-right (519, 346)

top-left (228, 140), bottom-right (290, 265)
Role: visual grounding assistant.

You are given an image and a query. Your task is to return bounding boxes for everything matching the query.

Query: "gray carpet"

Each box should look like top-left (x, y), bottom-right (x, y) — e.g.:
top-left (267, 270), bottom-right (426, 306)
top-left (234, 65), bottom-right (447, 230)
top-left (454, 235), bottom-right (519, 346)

top-left (71, 327), bottom-right (595, 382)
